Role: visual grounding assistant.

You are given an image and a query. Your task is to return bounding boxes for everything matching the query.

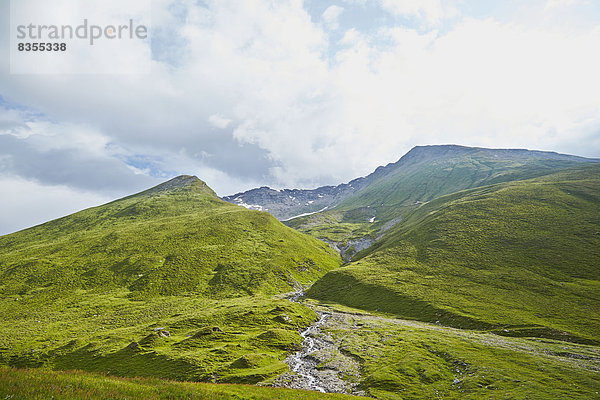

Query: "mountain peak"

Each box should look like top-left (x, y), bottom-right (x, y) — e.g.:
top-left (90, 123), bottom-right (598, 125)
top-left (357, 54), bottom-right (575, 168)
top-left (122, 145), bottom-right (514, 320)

top-left (163, 175), bottom-right (202, 188)
top-left (144, 175), bottom-right (217, 197)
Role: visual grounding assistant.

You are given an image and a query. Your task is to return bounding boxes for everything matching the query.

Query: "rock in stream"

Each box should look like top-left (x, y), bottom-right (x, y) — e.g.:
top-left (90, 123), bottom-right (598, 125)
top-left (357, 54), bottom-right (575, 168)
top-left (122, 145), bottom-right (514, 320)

top-left (272, 291), bottom-right (364, 395)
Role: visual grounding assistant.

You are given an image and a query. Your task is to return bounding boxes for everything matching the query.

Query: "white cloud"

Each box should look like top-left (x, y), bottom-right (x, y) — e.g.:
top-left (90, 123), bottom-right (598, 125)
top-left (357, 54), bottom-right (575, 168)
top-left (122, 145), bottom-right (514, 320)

top-left (6, 120), bottom-right (110, 155)
top-left (323, 18), bottom-right (600, 160)
top-left (322, 5), bottom-right (344, 30)
top-left (208, 114), bottom-right (232, 129)
top-left (226, 16), bottom-right (600, 185)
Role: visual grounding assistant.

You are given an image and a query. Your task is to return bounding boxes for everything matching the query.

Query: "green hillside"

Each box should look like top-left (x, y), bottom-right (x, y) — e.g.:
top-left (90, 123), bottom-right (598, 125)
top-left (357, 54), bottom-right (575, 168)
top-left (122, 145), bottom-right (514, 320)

top-left (0, 176), bottom-right (341, 384)
top-left (308, 164), bottom-right (600, 342)
top-left (337, 145), bottom-right (592, 214)
top-left (0, 175), bottom-right (340, 297)
top-left (287, 146), bottom-right (596, 258)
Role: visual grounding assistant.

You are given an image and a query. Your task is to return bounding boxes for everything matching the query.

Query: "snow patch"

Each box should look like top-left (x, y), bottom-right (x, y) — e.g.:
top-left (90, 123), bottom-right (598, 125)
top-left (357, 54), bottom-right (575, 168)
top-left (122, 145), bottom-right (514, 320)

top-left (281, 206), bottom-right (328, 222)
top-left (238, 202), bottom-right (264, 211)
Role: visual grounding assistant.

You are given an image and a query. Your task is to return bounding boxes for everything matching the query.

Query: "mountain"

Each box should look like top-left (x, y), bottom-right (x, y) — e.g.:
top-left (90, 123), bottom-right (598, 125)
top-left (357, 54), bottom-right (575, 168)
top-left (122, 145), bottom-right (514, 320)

top-left (0, 176), bottom-right (341, 384)
top-left (279, 145), bottom-right (600, 259)
top-left (307, 164), bottom-right (600, 343)
top-left (222, 179), bottom-right (374, 222)
top-left (223, 145), bottom-right (596, 223)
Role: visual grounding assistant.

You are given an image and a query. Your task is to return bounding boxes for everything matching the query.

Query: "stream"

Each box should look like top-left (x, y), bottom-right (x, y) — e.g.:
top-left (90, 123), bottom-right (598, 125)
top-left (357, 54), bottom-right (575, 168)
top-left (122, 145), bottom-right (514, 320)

top-left (272, 289), bottom-right (362, 394)
top-left (289, 310), bottom-right (331, 392)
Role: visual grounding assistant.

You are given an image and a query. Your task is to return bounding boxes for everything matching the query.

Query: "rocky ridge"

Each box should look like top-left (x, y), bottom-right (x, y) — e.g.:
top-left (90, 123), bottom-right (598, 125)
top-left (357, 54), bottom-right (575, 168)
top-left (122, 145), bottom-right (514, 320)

top-left (222, 145), bottom-right (597, 221)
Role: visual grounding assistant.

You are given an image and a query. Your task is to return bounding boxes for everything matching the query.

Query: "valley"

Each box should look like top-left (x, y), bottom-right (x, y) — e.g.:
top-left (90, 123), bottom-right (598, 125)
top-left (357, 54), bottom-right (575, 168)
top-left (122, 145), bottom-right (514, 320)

top-left (1, 145), bottom-right (599, 399)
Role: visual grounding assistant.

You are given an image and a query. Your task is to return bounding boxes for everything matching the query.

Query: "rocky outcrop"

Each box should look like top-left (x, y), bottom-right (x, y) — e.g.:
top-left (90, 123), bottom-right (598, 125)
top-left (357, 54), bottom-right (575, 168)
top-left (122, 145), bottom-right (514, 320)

top-left (222, 159), bottom-right (396, 220)
top-left (223, 184), bottom-right (360, 221)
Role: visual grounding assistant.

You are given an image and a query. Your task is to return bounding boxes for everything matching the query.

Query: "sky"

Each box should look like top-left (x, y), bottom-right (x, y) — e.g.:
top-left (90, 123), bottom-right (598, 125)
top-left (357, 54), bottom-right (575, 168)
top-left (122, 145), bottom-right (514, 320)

top-left (1, 0), bottom-right (600, 235)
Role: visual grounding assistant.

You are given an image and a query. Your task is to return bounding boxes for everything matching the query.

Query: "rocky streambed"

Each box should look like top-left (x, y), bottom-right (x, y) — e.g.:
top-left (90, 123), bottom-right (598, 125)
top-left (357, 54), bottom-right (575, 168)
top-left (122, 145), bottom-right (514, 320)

top-left (272, 290), bottom-right (365, 395)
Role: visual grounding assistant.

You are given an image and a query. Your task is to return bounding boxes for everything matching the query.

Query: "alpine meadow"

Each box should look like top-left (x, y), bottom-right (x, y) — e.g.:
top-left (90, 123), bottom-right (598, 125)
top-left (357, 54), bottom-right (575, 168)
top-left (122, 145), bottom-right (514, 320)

top-left (2, 1), bottom-right (600, 399)
top-left (1, 145), bottom-right (599, 399)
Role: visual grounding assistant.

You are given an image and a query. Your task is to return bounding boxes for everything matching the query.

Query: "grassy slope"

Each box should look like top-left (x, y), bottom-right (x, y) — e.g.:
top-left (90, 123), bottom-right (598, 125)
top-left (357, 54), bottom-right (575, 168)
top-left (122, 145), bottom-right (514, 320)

top-left (313, 305), bottom-right (600, 400)
top-left (1, 291), bottom-right (320, 383)
top-left (0, 176), bottom-right (340, 297)
top-left (0, 367), bottom-right (356, 400)
top-left (287, 147), bottom-right (594, 251)
top-left (0, 176), bottom-right (341, 384)
top-left (336, 147), bottom-right (589, 214)
top-left (308, 165), bottom-right (600, 342)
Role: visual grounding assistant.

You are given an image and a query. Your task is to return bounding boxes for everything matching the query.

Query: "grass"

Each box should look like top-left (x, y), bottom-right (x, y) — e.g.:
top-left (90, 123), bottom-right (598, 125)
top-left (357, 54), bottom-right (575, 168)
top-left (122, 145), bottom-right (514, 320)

top-left (0, 289), bottom-right (321, 384)
top-left (0, 176), bottom-right (341, 298)
top-left (314, 304), bottom-right (600, 399)
top-left (0, 366), bottom-right (357, 399)
top-left (308, 165), bottom-right (600, 342)
top-left (335, 146), bottom-right (591, 215)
